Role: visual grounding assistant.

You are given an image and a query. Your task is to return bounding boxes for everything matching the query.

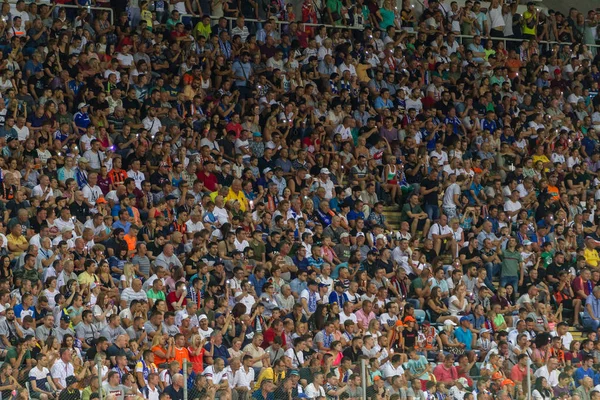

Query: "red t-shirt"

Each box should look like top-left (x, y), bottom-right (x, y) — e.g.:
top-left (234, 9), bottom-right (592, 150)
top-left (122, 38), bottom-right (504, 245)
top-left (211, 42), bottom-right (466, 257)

top-left (166, 291), bottom-right (187, 311)
top-left (262, 328), bottom-right (286, 349)
top-left (196, 171), bottom-right (218, 192)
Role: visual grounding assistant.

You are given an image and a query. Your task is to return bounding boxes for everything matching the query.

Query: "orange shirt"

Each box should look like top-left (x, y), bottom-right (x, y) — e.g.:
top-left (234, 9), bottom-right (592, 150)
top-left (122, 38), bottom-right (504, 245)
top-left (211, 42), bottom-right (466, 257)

top-left (152, 345), bottom-right (168, 365)
top-left (174, 346), bottom-right (190, 370)
top-left (124, 233), bottom-right (137, 251)
top-left (505, 58), bottom-right (522, 79)
top-left (547, 185), bottom-right (560, 201)
top-left (108, 169), bottom-right (128, 186)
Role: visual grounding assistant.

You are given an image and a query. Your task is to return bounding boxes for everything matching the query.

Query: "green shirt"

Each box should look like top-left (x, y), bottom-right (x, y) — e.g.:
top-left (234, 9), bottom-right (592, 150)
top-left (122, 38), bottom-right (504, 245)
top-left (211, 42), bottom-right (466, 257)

top-left (501, 250), bottom-right (522, 277)
top-left (6, 346), bottom-right (30, 367)
top-left (146, 289), bottom-right (166, 302)
top-left (401, 203), bottom-right (424, 222)
top-left (410, 277), bottom-right (424, 297)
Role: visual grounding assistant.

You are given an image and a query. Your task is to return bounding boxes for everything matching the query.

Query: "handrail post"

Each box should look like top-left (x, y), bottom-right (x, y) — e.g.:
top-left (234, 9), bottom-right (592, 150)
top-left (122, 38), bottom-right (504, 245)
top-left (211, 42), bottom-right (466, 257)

top-left (360, 358), bottom-right (367, 400)
top-left (183, 360), bottom-right (188, 400)
top-left (96, 356), bottom-right (103, 400)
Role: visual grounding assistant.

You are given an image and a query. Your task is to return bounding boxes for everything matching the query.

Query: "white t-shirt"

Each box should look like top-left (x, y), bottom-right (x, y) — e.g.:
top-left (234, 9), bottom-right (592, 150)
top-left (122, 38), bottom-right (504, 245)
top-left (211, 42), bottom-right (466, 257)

top-left (427, 223), bottom-right (453, 240)
top-left (305, 383), bottom-right (326, 399)
top-left (504, 199), bottom-right (522, 222)
top-left (285, 347), bottom-right (304, 368)
top-left (82, 184), bottom-right (104, 206)
top-left (442, 183), bottom-right (460, 209)
top-left (381, 361), bottom-right (405, 378)
top-left (116, 53), bottom-right (134, 67)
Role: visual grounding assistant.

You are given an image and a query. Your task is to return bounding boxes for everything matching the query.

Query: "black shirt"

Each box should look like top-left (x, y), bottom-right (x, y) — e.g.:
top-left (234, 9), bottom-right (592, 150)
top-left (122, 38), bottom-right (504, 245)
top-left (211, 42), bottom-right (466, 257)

top-left (164, 385), bottom-right (184, 400)
top-left (421, 178), bottom-right (440, 205)
top-left (106, 343), bottom-right (127, 360)
top-left (69, 201), bottom-right (90, 223)
top-left (546, 262), bottom-right (569, 282)
top-left (341, 346), bottom-right (363, 363)
top-left (122, 96), bottom-right (141, 111)
top-left (459, 246), bottom-right (481, 272)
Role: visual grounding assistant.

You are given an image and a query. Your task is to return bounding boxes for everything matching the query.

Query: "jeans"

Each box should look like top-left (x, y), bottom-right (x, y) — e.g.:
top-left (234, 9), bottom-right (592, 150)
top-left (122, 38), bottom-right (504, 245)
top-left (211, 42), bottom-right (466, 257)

top-left (583, 314), bottom-right (600, 331)
top-left (500, 276), bottom-right (519, 291)
top-left (484, 262), bottom-right (501, 287)
top-left (425, 204), bottom-right (441, 221)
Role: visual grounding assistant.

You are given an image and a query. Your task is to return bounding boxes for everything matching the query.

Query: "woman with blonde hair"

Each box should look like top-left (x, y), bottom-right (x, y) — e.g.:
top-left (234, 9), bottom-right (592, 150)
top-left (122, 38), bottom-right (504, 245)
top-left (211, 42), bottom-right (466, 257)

top-left (151, 332), bottom-right (174, 366)
top-left (120, 262), bottom-right (137, 289)
top-left (188, 334), bottom-right (211, 374)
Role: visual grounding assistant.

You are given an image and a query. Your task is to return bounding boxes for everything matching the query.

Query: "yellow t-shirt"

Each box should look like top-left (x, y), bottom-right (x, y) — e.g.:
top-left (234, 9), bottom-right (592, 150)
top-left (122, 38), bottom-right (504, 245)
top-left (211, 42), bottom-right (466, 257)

top-left (532, 154), bottom-right (550, 172)
top-left (254, 367), bottom-right (285, 390)
top-left (585, 248), bottom-right (600, 267)
top-left (194, 22), bottom-right (212, 40)
top-left (141, 10), bottom-right (153, 30)
top-left (7, 234), bottom-right (27, 256)
top-left (78, 271), bottom-right (97, 285)
top-left (522, 11), bottom-right (537, 35)
top-left (225, 189), bottom-right (249, 212)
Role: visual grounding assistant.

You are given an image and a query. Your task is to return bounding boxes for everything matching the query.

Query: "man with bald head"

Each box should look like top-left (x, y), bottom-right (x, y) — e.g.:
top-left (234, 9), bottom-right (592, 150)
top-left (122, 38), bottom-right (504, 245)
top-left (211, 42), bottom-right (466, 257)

top-left (121, 278), bottom-right (148, 307)
top-left (155, 243), bottom-right (183, 270)
top-left (106, 334), bottom-right (129, 367)
top-left (225, 178), bottom-right (249, 211)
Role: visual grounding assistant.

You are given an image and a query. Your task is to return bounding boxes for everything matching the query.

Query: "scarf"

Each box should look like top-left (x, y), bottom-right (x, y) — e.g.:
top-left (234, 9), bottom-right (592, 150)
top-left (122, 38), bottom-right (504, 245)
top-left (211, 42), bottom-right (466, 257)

top-left (308, 290), bottom-right (317, 313)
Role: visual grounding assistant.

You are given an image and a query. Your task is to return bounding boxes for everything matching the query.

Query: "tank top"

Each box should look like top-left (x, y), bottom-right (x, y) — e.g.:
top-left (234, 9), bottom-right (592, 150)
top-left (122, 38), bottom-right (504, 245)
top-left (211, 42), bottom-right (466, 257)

top-left (386, 165), bottom-right (397, 181)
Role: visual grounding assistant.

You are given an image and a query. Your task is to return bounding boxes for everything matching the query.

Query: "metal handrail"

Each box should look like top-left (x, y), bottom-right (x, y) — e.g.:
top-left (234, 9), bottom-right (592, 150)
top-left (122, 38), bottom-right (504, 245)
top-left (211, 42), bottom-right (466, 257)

top-left (180, 12), bottom-right (600, 51)
top-left (454, 34), bottom-right (600, 49)
top-left (3, 1), bottom-right (114, 25)
top-left (180, 14), bottom-right (364, 34)
top-left (61, 4), bottom-right (114, 25)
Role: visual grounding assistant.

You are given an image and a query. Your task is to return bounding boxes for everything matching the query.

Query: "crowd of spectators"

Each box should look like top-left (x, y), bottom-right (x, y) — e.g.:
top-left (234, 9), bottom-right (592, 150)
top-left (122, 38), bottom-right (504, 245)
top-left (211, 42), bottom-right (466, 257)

top-left (2, 0), bottom-right (600, 399)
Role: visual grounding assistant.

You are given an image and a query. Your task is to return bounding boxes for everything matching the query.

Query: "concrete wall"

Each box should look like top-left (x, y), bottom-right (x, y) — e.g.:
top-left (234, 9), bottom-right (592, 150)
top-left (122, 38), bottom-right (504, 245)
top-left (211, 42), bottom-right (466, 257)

top-left (541, 0), bottom-right (593, 15)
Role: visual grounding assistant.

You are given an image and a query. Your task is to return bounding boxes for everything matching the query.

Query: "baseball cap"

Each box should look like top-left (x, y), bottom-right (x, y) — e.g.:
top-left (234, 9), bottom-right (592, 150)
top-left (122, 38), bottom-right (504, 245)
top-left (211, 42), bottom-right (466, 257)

top-left (320, 168), bottom-right (330, 175)
top-left (77, 102), bottom-right (88, 110)
top-left (457, 377), bottom-right (469, 387)
top-left (198, 314), bottom-right (208, 321)
top-left (318, 283), bottom-right (330, 288)
top-left (404, 316), bottom-right (416, 323)
top-left (66, 376), bottom-right (78, 386)
top-left (340, 232), bottom-right (350, 239)
top-left (444, 319), bottom-right (457, 326)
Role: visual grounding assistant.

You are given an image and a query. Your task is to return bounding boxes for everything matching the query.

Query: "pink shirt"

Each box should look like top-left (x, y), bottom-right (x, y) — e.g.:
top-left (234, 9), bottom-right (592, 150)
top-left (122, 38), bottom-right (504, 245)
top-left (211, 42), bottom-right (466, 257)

top-left (433, 364), bottom-right (458, 384)
top-left (355, 309), bottom-right (376, 329)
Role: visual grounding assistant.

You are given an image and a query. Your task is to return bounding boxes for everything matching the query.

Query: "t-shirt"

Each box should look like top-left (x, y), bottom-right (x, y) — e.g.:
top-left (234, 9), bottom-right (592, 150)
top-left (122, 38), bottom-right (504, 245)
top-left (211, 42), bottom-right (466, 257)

top-left (501, 250), bottom-right (522, 277)
top-left (29, 366), bottom-right (50, 391)
top-left (442, 183), bottom-right (460, 208)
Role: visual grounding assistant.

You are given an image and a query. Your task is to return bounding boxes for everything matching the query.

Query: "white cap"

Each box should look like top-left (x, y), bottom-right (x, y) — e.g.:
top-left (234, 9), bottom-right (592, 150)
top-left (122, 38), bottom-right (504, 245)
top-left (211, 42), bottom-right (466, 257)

top-left (198, 314), bottom-right (208, 321)
top-left (444, 319), bottom-right (457, 326)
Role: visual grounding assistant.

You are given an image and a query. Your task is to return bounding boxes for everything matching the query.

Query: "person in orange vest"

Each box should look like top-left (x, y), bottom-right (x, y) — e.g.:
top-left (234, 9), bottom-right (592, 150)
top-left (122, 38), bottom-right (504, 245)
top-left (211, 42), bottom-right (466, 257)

top-left (124, 225), bottom-right (140, 254)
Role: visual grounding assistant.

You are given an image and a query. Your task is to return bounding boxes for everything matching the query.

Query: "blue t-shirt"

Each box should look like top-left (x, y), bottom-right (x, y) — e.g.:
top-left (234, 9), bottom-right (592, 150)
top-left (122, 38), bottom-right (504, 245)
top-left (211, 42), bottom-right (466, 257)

top-left (454, 327), bottom-right (473, 350)
top-left (13, 304), bottom-right (34, 320)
